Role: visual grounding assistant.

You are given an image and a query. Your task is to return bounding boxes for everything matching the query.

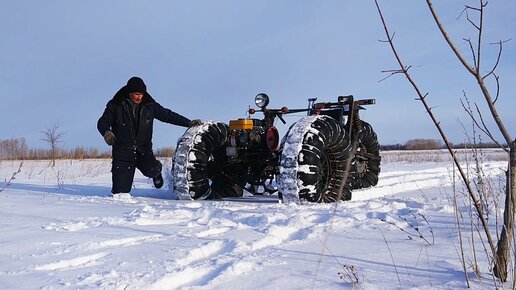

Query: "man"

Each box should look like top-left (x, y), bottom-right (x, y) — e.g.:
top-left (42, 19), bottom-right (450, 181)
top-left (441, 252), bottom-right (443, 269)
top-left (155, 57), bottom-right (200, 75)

top-left (98, 76), bottom-right (202, 199)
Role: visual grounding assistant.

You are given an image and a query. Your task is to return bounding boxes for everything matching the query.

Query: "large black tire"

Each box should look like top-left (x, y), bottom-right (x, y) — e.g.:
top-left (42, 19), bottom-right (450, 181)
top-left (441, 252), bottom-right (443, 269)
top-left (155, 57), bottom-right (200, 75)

top-left (277, 115), bottom-right (353, 203)
top-left (351, 121), bottom-right (381, 190)
top-left (172, 122), bottom-right (244, 200)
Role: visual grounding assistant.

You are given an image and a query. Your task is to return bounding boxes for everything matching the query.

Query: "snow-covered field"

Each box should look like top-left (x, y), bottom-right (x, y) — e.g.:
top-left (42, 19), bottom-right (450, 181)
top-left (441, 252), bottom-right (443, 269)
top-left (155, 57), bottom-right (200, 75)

top-left (0, 151), bottom-right (510, 289)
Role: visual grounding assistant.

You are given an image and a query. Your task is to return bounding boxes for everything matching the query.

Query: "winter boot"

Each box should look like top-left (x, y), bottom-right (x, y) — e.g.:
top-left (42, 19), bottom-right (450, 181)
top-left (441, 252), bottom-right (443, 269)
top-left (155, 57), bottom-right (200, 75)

top-left (153, 173), bottom-right (164, 189)
top-left (112, 192), bottom-right (132, 201)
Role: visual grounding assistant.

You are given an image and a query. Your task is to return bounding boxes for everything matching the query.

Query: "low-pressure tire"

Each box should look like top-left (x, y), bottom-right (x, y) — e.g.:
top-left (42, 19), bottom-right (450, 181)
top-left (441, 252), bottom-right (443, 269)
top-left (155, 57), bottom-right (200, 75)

top-left (277, 115), bottom-right (353, 203)
top-left (351, 121), bottom-right (381, 190)
top-left (172, 122), bottom-right (244, 200)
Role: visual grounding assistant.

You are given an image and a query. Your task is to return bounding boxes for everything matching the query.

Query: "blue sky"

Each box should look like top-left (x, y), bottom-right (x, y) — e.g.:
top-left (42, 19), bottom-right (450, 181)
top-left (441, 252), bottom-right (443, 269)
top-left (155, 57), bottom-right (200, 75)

top-left (1, 0), bottom-right (515, 150)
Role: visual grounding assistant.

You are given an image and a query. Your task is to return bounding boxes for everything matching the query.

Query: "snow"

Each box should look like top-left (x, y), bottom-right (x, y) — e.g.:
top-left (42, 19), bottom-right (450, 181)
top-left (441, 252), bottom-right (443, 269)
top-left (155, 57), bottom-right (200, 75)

top-left (0, 154), bottom-right (510, 289)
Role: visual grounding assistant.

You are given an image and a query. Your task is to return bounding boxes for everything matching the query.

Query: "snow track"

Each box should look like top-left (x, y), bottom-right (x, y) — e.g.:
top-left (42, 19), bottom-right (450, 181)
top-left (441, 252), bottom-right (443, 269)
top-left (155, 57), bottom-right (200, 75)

top-left (34, 252), bottom-right (111, 271)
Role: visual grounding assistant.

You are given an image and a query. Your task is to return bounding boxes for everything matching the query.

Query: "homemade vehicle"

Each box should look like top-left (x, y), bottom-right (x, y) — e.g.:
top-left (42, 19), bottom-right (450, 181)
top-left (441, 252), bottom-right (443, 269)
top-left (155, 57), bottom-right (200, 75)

top-left (172, 93), bottom-right (380, 203)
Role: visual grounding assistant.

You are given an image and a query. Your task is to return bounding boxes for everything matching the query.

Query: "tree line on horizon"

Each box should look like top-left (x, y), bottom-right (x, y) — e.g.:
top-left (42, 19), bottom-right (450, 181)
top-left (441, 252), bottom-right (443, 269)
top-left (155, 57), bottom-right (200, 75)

top-left (0, 137), bottom-right (504, 161)
top-left (379, 138), bottom-right (502, 151)
top-left (0, 138), bottom-right (175, 160)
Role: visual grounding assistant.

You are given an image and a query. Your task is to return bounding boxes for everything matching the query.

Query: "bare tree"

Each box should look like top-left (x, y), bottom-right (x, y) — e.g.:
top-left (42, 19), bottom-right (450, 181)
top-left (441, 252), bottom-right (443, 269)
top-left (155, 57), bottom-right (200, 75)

top-left (0, 138), bottom-right (28, 160)
top-left (41, 123), bottom-right (65, 167)
top-left (375, 0), bottom-right (514, 282)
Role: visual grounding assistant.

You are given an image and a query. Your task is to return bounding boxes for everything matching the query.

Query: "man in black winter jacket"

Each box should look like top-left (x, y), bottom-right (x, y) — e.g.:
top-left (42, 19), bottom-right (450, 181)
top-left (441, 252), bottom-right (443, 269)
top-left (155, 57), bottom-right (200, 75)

top-left (98, 76), bottom-right (201, 198)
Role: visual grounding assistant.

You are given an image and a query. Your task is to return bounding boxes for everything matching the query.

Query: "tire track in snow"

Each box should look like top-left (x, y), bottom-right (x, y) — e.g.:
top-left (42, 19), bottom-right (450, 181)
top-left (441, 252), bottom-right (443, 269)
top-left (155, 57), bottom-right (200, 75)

top-left (41, 205), bottom-right (197, 233)
top-left (236, 225), bottom-right (300, 252)
top-left (175, 240), bottom-right (234, 267)
top-left (148, 209), bottom-right (322, 289)
top-left (80, 235), bottom-right (164, 250)
top-left (32, 234), bottom-right (164, 258)
top-left (34, 252), bottom-right (110, 271)
top-left (195, 226), bottom-right (232, 237)
top-left (150, 264), bottom-right (225, 290)
top-left (353, 166), bottom-right (454, 201)
top-left (149, 240), bottom-right (236, 289)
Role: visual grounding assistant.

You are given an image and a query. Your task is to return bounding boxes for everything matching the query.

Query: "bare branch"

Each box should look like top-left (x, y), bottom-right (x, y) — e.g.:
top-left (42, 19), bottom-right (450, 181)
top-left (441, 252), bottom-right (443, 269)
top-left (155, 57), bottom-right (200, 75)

top-left (378, 69), bottom-right (405, 82)
top-left (459, 2), bottom-right (483, 70)
top-left (380, 214), bottom-right (433, 245)
top-left (465, 10), bottom-right (480, 31)
top-left (426, 0), bottom-right (512, 145)
top-left (483, 40), bottom-right (510, 80)
top-left (476, 0), bottom-right (484, 73)
top-left (378, 31), bottom-right (396, 43)
top-left (380, 0), bottom-right (514, 281)
top-left (465, 5), bottom-right (481, 12)
top-left (380, 69), bottom-right (403, 74)
top-left (426, 0), bottom-right (476, 74)
top-left (456, 7), bottom-right (466, 21)
top-left (0, 162), bottom-right (22, 193)
top-left (474, 103), bottom-right (501, 146)
top-left (376, 0), bottom-right (500, 276)
top-left (463, 38), bottom-right (478, 70)
top-left (460, 96), bottom-right (506, 151)
top-left (493, 73), bottom-right (500, 104)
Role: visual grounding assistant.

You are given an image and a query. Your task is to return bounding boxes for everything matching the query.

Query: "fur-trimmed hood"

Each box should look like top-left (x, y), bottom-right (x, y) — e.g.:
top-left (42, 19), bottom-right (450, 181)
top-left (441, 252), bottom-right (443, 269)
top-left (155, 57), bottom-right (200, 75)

top-left (111, 86), bottom-right (156, 105)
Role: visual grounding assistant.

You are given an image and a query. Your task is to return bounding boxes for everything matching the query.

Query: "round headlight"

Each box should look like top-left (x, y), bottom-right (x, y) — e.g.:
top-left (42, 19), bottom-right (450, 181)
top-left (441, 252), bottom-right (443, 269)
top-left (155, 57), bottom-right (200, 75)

top-left (255, 93), bottom-right (270, 108)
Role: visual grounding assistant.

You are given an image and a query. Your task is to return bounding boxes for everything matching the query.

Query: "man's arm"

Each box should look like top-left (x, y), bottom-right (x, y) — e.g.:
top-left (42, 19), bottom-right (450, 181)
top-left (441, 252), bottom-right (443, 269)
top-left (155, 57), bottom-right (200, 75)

top-left (154, 102), bottom-right (191, 127)
top-left (97, 101), bottom-right (115, 135)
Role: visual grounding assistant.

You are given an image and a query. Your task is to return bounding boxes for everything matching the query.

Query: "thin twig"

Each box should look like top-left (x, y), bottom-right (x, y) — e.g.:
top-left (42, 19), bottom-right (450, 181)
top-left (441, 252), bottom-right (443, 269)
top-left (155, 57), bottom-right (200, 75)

top-left (452, 159), bottom-right (471, 287)
top-left (493, 73), bottom-right (500, 104)
top-left (463, 38), bottom-right (478, 70)
top-left (459, 95), bottom-right (506, 150)
top-left (0, 162), bottom-right (23, 193)
top-left (379, 228), bottom-right (402, 287)
top-left (319, 240), bottom-right (360, 286)
top-left (380, 212), bottom-right (434, 245)
top-left (482, 40), bottom-right (509, 80)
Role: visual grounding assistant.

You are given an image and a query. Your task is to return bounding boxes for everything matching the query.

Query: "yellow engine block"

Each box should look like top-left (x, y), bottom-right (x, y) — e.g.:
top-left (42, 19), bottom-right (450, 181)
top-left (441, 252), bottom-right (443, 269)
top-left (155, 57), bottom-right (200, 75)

top-left (229, 119), bottom-right (254, 130)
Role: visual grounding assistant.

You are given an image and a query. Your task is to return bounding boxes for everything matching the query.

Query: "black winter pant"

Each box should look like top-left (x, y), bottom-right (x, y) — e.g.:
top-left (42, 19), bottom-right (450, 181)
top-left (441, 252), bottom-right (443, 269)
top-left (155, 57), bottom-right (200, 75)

top-left (111, 152), bottom-right (162, 194)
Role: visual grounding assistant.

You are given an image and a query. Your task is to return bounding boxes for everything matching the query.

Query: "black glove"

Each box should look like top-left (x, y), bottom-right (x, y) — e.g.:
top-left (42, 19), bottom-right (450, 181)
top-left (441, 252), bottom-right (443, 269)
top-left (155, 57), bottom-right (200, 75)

top-left (103, 131), bottom-right (116, 146)
top-left (189, 119), bottom-right (203, 127)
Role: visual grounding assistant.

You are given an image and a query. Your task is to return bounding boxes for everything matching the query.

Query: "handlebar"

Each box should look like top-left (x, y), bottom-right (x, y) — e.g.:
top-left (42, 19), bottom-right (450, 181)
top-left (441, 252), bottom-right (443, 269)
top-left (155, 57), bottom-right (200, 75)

top-left (249, 96), bottom-right (376, 124)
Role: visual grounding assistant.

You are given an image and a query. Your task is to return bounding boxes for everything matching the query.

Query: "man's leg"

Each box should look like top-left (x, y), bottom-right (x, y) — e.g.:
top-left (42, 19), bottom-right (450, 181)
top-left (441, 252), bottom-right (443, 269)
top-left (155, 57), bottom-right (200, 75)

top-left (136, 152), bottom-right (163, 188)
top-left (112, 160), bottom-right (137, 194)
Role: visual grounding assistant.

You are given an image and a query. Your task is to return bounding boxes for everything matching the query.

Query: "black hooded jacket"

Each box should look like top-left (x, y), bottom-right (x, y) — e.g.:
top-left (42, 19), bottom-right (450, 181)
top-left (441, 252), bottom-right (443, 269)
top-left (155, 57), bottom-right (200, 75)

top-left (98, 86), bottom-right (191, 161)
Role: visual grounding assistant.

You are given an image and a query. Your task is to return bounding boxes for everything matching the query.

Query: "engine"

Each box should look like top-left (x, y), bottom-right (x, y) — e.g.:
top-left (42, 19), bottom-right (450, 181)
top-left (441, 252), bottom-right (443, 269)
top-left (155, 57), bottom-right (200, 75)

top-left (225, 118), bottom-right (279, 159)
